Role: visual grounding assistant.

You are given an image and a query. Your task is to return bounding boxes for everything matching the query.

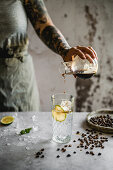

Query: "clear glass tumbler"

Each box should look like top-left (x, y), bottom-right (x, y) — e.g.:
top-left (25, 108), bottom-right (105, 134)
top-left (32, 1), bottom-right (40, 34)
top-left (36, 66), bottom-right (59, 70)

top-left (51, 93), bottom-right (75, 143)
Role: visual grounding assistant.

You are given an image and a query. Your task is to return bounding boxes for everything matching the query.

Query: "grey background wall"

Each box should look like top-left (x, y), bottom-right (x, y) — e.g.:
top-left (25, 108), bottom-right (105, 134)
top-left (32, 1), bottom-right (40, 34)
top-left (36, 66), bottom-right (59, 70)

top-left (27, 0), bottom-right (113, 112)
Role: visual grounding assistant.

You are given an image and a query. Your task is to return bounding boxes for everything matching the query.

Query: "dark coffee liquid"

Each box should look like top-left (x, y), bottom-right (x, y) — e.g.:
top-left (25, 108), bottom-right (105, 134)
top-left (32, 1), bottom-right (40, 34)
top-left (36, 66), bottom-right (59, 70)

top-left (62, 73), bottom-right (66, 93)
top-left (76, 73), bottom-right (95, 79)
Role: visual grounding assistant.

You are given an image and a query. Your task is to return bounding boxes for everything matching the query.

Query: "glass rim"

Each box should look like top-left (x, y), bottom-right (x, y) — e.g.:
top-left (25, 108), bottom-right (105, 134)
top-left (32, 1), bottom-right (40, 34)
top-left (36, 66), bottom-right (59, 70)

top-left (51, 93), bottom-right (75, 99)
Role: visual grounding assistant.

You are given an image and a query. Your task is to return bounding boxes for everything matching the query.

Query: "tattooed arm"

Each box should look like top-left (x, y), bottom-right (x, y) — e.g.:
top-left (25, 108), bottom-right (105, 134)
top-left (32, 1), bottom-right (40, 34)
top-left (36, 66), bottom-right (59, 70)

top-left (23, 0), bottom-right (71, 59)
top-left (23, 0), bottom-right (97, 62)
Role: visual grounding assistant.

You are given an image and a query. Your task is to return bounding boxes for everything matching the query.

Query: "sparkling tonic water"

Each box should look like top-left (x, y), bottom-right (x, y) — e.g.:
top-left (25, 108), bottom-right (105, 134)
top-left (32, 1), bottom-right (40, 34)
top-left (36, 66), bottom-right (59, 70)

top-left (52, 111), bottom-right (73, 143)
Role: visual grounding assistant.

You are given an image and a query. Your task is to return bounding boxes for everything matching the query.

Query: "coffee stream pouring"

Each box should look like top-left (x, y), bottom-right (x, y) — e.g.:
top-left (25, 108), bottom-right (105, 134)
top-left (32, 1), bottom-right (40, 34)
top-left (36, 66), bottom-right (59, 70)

top-left (60, 55), bottom-right (98, 79)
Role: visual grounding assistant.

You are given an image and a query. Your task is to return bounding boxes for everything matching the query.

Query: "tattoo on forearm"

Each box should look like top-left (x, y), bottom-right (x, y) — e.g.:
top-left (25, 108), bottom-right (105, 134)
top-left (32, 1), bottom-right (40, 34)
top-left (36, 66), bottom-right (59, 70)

top-left (23, 0), bottom-right (70, 57)
top-left (41, 26), bottom-right (70, 57)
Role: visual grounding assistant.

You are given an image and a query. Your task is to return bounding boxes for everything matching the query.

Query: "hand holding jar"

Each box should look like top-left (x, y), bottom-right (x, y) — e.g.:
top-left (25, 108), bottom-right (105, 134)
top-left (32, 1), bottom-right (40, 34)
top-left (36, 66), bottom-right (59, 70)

top-left (62, 46), bottom-right (98, 79)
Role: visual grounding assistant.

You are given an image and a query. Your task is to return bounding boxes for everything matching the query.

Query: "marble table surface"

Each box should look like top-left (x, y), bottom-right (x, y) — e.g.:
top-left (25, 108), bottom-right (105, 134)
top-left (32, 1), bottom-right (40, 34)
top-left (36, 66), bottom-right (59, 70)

top-left (0, 112), bottom-right (113, 170)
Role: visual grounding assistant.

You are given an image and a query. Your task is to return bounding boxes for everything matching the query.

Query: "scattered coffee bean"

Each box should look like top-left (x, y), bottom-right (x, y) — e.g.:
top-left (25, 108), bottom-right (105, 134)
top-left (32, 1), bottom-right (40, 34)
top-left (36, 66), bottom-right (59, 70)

top-left (36, 152), bottom-right (40, 156)
top-left (68, 145), bottom-right (72, 147)
top-left (61, 148), bottom-right (66, 152)
top-left (90, 151), bottom-right (94, 156)
top-left (67, 154), bottom-right (71, 157)
top-left (80, 139), bottom-right (84, 143)
top-left (105, 139), bottom-right (108, 142)
top-left (85, 145), bottom-right (88, 149)
top-left (82, 133), bottom-right (86, 137)
top-left (36, 152), bottom-right (42, 156)
top-left (100, 137), bottom-right (103, 139)
top-left (57, 148), bottom-right (60, 151)
top-left (64, 145), bottom-right (68, 147)
top-left (40, 155), bottom-right (44, 158)
top-left (73, 140), bottom-right (76, 142)
top-left (40, 148), bottom-right (44, 152)
top-left (90, 147), bottom-right (93, 150)
top-left (76, 131), bottom-right (80, 134)
top-left (73, 151), bottom-right (76, 154)
top-left (86, 151), bottom-right (89, 154)
top-left (101, 146), bottom-right (104, 149)
top-left (56, 155), bottom-right (60, 158)
top-left (98, 153), bottom-right (101, 156)
top-left (35, 155), bottom-right (39, 158)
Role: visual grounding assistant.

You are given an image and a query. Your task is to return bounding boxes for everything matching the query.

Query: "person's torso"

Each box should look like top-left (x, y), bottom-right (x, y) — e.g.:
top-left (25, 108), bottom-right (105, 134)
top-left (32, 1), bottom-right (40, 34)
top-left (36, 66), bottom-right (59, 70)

top-left (0, 0), bottom-right (28, 48)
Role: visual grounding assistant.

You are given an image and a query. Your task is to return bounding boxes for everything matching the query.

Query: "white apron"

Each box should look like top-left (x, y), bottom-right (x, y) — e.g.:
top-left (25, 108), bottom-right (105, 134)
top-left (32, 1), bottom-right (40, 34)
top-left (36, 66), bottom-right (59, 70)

top-left (0, 0), bottom-right (40, 111)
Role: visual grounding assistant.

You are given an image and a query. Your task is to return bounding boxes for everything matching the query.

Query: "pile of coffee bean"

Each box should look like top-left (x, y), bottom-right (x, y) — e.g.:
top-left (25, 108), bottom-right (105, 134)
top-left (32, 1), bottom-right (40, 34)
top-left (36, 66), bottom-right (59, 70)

top-left (76, 129), bottom-right (108, 156)
top-left (90, 114), bottom-right (113, 127)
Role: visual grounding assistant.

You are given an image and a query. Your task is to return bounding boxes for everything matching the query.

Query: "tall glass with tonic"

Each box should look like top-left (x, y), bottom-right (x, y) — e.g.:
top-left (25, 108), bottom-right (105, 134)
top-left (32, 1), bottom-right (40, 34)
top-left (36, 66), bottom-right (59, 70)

top-left (51, 93), bottom-right (74, 143)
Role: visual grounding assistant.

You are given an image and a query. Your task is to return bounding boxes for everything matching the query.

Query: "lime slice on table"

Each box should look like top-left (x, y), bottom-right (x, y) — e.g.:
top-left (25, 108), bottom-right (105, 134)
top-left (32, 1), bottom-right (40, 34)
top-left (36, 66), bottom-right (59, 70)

top-left (1, 116), bottom-right (14, 125)
top-left (52, 105), bottom-right (67, 122)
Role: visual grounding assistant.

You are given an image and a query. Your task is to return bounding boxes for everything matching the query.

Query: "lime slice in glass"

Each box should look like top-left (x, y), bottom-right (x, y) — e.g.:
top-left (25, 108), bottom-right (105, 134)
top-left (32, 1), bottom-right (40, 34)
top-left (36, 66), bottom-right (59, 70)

top-left (52, 109), bottom-right (67, 122)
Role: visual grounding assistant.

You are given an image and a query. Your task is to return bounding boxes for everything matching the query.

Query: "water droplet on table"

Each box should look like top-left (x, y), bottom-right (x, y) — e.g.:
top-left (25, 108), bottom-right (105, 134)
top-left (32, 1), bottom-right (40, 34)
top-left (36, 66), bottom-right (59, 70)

top-left (33, 126), bottom-right (38, 132)
top-left (25, 146), bottom-right (30, 150)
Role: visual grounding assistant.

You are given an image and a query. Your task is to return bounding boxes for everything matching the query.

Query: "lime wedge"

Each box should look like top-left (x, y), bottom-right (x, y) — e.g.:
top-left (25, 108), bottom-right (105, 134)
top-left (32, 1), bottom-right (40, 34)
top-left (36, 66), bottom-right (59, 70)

top-left (1, 116), bottom-right (14, 125)
top-left (52, 109), bottom-right (67, 122)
